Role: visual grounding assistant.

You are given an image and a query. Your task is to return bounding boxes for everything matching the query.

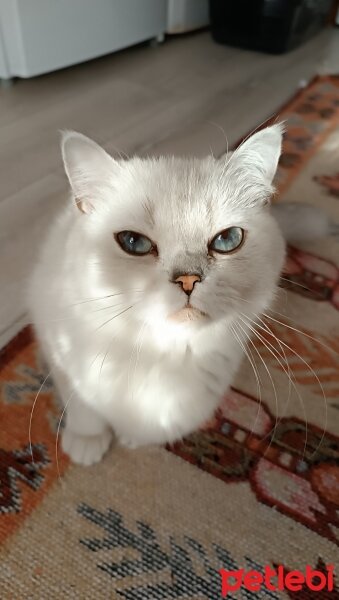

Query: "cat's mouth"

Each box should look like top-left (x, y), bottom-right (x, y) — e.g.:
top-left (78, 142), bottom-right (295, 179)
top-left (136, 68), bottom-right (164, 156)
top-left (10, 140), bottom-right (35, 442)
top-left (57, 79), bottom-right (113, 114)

top-left (169, 304), bottom-right (208, 323)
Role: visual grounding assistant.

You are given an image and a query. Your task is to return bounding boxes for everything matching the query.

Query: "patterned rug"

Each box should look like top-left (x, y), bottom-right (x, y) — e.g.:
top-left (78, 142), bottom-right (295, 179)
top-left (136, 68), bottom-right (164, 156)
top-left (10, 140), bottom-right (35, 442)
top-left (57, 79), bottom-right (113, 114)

top-left (1, 75), bottom-right (339, 599)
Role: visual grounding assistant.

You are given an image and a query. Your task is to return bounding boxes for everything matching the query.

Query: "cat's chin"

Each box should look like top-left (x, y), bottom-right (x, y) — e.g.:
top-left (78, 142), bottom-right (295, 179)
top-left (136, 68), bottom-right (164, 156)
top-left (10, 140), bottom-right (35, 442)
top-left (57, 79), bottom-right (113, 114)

top-left (168, 305), bottom-right (208, 323)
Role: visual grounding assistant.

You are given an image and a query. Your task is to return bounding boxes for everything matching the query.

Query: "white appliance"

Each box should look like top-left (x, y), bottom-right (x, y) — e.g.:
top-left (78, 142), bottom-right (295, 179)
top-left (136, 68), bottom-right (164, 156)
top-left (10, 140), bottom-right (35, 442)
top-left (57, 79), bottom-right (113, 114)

top-left (0, 0), bottom-right (167, 80)
top-left (167, 0), bottom-right (209, 34)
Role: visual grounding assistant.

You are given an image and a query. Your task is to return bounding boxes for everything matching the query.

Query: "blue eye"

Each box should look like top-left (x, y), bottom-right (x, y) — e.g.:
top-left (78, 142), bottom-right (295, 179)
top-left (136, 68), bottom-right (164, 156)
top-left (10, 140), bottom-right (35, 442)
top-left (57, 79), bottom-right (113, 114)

top-left (116, 231), bottom-right (154, 255)
top-left (209, 227), bottom-right (244, 254)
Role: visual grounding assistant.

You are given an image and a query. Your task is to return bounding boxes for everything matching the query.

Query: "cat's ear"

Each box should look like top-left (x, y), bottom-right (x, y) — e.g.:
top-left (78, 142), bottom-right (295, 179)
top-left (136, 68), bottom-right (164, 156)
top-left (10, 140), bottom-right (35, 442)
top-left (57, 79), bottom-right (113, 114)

top-left (61, 131), bottom-right (118, 214)
top-left (237, 123), bottom-right (284, 183)
top-left (220, 123), bottom-right (284, 202)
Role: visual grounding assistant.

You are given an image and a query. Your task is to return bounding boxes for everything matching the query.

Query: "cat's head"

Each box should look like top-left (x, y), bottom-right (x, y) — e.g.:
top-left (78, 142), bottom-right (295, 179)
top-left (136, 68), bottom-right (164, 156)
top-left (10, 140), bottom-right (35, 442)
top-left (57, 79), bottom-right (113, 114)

top-left (61, 125), bottom-right (285, 336)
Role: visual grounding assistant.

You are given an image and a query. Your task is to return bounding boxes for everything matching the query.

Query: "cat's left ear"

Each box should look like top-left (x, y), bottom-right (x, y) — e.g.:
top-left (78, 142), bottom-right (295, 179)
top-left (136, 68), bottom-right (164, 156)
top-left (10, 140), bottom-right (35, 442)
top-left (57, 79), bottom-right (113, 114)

top-left (220, 123), bottom-right (284, 196)
top-left (61, 131), bottom-right (118, 214)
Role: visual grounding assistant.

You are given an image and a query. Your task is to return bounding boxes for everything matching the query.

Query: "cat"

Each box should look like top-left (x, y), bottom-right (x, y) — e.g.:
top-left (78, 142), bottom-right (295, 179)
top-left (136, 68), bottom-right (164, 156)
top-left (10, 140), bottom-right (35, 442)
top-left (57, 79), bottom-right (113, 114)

top-left (28, 124), bottom-right (286, 465)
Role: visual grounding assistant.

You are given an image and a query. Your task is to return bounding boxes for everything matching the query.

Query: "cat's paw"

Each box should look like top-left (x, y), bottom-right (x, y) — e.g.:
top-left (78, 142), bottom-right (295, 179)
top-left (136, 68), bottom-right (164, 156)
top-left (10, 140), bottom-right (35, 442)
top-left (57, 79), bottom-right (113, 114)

top-left (61, 428), bottom-right (113, 466)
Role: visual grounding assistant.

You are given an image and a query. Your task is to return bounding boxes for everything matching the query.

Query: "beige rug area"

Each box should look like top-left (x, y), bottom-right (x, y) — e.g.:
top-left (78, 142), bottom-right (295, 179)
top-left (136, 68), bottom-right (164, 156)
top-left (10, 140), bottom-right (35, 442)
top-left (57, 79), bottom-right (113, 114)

top-left (1, 76), bottom-right (339, 598)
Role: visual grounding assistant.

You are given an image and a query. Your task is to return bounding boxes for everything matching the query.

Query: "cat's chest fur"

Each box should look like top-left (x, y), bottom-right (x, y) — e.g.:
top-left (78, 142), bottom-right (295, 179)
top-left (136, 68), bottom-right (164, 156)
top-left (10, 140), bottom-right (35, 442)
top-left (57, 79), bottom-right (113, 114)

top-left (56, 316), bottom-right (242, 446)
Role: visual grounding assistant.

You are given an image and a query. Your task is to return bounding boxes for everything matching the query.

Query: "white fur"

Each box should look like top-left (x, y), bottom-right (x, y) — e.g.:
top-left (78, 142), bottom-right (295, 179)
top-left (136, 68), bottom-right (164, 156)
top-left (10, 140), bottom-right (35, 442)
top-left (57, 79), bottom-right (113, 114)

top-left (28, 125), bottom-right (285, 465)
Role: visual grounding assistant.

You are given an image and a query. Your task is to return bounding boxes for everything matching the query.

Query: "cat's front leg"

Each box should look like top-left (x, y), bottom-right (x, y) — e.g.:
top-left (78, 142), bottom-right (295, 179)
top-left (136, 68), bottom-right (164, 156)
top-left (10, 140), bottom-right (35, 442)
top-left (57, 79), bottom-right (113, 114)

top-left (62, 424), bottom-right (113, 466)
top-left (53, 368), bottom-right (113, 465)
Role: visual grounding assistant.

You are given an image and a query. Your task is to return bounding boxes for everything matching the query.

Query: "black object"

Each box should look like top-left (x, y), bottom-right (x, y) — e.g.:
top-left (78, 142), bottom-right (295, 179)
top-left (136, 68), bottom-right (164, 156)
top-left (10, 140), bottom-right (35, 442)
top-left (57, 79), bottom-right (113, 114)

top-left (209, 0), bottom-right (333, 54)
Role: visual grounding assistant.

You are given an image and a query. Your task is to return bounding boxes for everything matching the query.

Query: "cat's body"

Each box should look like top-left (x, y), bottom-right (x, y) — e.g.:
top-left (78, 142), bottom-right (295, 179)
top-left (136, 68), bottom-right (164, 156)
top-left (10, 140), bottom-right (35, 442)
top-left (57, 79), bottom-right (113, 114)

top-left (28, 125), bottom-right (285, 465)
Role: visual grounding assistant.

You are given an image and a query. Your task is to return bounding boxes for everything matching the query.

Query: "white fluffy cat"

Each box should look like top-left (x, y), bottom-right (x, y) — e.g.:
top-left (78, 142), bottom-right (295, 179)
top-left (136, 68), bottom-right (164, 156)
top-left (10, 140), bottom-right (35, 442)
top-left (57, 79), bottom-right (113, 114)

top-left (28, 124), bottom-right (286, 465)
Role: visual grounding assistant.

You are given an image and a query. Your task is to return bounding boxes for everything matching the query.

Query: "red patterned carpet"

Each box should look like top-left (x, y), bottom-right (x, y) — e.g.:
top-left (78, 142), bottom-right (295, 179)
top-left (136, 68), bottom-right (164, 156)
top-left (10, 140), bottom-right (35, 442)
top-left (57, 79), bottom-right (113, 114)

top-left (1, 76), bottom-right (339, 598)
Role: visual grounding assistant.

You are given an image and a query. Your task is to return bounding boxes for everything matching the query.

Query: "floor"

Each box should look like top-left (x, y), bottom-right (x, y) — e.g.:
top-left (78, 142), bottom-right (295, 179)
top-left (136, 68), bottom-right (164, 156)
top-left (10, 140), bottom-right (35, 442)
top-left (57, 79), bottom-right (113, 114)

top-left (1, 28), bottom-right (339, 348)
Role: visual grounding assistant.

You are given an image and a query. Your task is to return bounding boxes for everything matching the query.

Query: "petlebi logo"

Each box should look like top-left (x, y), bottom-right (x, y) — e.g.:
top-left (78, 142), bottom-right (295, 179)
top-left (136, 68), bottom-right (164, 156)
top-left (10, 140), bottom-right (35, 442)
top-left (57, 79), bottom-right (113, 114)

top-left (220, 564), bottom-right (335, 596)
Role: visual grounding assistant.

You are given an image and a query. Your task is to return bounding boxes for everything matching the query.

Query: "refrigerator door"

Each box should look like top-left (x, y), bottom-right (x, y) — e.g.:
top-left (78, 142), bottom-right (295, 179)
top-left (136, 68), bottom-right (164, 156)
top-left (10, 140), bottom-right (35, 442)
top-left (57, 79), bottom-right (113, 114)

top-left (0, 0), bottom-right (167, 78)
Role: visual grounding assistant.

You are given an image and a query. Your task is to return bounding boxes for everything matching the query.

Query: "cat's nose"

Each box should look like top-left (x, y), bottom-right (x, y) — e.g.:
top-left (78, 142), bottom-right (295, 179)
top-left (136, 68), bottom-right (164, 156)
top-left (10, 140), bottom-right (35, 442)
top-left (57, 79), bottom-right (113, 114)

top-left (174, 273), bottom-right (201, 296)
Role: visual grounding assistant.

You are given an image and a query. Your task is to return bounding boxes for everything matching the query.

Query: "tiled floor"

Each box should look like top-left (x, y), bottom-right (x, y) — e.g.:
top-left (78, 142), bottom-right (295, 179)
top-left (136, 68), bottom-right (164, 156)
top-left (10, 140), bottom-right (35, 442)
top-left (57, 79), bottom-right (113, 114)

top-left (1, 28), bottom-right (339, 348)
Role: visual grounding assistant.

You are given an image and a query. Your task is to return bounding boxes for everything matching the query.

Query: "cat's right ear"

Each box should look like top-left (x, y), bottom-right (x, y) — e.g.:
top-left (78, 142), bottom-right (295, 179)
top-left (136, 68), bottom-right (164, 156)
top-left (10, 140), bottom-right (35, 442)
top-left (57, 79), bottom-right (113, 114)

top-left (61, 131), bottom-right (118, 214)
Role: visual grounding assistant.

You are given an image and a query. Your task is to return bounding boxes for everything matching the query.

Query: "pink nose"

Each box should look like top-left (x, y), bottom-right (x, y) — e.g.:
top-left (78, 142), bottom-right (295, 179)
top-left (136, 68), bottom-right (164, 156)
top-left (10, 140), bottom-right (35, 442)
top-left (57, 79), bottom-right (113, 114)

top-left (174, 273), bottom-right (201, 295)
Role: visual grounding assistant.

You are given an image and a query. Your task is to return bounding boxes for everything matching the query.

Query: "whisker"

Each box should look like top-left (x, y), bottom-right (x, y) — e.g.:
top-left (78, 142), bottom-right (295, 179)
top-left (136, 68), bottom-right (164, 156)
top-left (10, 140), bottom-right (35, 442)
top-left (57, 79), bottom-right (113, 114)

top-left (255, 315), bottom-right (309, 461)
top-left (128, 320), bottom-right (147, 398)
top-left (223, 292), bottom-right (337, 365)
top-left (235, 319), bottom-right (280, 452)
top-left (242, 314), bottom-right (293, 405)
top-left (279, 276), bottom-right (324, 298)
top-left (262, 311), bottom-right (339, 357)
top-left (99, 341), bottom-right (111, 386)
top-left (90, 301), bottom-right (126, 313)
top-left (29, 369), bottom-right (52, 464)
top-left (97, 310), bottom-right (137, 396)
top-left (95, 304), bottom-right (135, 332)
top-left (27, 304), bottom-right (128, 326)
top-left (230, 322), bottom-right (263, 438)
top-left (240, 314), bottom-right (308, 460)
top-left (209, 121), bottom-right (229, 156)
top-left (55, 390), bottom-right (75, 483)
top-left (70, 290), bottom-right (143, 307)
top-left (245, 312), bottom-right (328, 459)
top-left (220, 292), bottom-right (300, 324)
top-left (245, 313), bottom-right (293, 408)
